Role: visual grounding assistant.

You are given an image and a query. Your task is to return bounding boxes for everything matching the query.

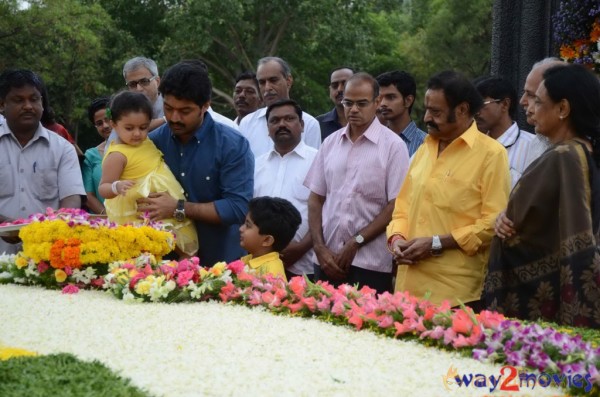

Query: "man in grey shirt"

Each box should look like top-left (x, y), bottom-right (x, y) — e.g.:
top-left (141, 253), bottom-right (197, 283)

top-left (0, 69), bottom-right (84, 254)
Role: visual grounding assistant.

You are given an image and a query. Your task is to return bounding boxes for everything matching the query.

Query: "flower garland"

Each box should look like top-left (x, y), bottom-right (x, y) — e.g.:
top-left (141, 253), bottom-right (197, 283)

top-left (102, 254), bottom-right (600, 393)
top-left (0, 208), bottom-right (175, 287)
top-left (553, 0), bottom-right (600, 72)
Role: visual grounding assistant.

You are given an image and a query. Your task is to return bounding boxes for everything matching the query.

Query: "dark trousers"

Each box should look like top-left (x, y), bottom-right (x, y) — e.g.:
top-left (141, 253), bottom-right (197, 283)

top-left (313, 264), bottom-right (393, 295)
top-left (285, 270), bottom-right (314, 283)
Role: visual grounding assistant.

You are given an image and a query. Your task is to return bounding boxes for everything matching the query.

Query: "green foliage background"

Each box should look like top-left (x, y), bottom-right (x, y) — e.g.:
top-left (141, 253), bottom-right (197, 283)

top-left (0, 0), bottom-right (492, 150)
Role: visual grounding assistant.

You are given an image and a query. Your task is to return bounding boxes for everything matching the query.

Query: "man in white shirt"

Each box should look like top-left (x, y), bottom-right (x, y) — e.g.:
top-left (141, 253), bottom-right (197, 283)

top-left (254, 99), bottom-right (317, 280)
top-left (475, 76), bottom-right (534, 188)
top-left (239, 57), bottom-right (321, 157)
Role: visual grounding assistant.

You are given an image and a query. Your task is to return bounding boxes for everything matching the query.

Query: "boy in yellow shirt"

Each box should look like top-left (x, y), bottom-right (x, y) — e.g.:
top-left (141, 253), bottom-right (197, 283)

top-left (239, 197), bottom-right (301, 281)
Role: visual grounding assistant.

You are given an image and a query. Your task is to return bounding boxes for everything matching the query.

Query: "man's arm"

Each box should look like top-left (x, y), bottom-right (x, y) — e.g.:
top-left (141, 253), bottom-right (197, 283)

top-left (308, 192), bottom-right (345, 279)
top-left (59, 194), bottom-right (81, 209)
top-left (280, 232), bottom-right (312, 269)
top-left (337, 200), bottom-right (396, 271)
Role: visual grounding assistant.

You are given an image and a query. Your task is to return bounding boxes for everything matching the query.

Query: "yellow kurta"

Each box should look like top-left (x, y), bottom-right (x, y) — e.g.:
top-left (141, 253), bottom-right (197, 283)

top-left (241, 251), bottom-right (287, 281)
top-left (103, 139), bottom-right (198, 256)
top-left (386, 122), bottom-right (509, 305)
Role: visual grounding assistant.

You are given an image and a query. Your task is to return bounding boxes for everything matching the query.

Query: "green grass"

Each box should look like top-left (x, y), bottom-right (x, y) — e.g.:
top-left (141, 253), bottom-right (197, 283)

top-left (0, 353), bottom-right (152, 397)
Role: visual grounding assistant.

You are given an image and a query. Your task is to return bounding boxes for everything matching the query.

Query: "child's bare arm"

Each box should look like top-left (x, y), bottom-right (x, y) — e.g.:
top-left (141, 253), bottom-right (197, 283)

top-left (98, 152), bottom-right (133, 199)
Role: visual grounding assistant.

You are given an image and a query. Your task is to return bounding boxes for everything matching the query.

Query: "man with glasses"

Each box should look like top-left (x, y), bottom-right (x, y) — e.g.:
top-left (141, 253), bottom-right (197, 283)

top-left (475, 77), bottom-right (534, 188)
top-left (305, 73), bottom-right (409, 294)
top-left (316, 66), bottom-right (354, 141)
top-left (123, 57), bottom-right (167, 131)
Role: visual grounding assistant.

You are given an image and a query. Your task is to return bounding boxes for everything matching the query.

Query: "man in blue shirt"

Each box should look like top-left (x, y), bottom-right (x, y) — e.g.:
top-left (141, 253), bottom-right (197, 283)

top-left (316, 67), bottom-right (354, 141)
top-left (139, 61), bottom-right (254, 266)
top-left (376, 70), bottom-right (426, 156)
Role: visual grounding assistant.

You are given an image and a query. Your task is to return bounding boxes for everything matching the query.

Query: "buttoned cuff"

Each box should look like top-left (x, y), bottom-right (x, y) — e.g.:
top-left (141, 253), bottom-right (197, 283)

top-left (451, 227), bottom-right (482, 256)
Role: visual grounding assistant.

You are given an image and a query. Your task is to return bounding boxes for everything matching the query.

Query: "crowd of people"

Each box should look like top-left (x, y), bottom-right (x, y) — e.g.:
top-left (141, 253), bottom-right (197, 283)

top-left (1, 54), bottom-right (599, 327)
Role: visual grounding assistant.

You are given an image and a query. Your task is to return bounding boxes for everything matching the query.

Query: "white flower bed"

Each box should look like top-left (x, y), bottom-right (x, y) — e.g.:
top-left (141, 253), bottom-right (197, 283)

top-left (0, 284), bottom-right (562, 396)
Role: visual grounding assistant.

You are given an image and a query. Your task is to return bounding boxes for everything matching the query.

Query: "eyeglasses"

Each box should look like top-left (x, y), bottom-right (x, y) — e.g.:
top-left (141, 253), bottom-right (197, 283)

top-left (341, 99), bottom-right (374, 109)
top-left (125, 75), bottom-right (158, 89)
top-left (482, 99), bottom-right (502, 106)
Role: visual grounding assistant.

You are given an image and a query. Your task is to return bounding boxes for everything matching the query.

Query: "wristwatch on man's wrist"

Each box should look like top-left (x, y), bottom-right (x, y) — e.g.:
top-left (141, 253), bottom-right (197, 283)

top-left (354, 234), bottom-right (365, 246)
top-left (431, 235), bottom-right (443, 256)
top-left (174, 199), bottom-right (185, 222)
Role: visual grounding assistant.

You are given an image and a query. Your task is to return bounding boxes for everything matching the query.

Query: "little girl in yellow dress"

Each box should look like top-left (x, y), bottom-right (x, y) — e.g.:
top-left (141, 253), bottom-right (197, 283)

top-left (98, 91), bottom-right (198, 256)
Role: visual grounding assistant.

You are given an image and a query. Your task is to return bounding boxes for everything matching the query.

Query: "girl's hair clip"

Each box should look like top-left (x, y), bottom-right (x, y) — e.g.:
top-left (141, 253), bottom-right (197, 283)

top-left (105, 107), bottom-right (112, 120)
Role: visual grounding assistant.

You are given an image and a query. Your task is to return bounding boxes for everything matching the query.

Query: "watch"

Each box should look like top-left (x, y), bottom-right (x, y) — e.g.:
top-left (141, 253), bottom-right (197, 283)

top-left (174, 199), bottom-right (185, 222)
top-left (354, 234), bottom-right (365, 246)
top-left (431, 235), bottom-right (443, 256)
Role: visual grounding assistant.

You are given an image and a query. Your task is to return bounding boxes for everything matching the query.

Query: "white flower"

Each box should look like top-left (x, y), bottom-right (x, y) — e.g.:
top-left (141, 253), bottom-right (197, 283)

top-left (71, 267), bottom-right (96, 284)
top-left (23, 264), bottom-right (39, 278)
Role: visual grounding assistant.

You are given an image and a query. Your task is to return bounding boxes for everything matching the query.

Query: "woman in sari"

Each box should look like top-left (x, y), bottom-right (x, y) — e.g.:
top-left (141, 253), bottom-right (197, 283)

top-left (484, 64), bottom-right (600, 327)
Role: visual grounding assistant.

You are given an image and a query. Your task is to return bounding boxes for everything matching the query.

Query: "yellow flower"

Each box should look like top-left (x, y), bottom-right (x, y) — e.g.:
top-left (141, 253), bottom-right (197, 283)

top-left (211, 262), bottom-right (226, 276)
top-left (54, 269), bottom-right (67, 283)
top-left (199, 268), bottom-right (210, 279)
top-left (0, 346), bottom-right (37, 360)
top-left (15, 256), bottom-right (28, 269)
top-left (135, 277), bottom-right (153, 295)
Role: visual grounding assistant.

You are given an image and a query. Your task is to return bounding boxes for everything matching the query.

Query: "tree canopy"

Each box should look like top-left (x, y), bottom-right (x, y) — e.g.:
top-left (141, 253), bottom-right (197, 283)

top-left (1, 0), bottom-right (493, 149)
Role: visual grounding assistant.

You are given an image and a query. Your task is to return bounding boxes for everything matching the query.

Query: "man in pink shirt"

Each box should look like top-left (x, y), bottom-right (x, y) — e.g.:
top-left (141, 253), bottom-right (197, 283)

top-left (304, 73), bottom-right (410, 293)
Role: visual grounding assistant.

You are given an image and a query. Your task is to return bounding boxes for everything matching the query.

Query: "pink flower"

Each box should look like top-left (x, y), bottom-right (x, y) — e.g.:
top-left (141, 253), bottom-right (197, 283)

top-left (420, 325), bottom-right (445, 340)
top-left (452, 309), bottom-right (474, 335)
top-left (176, 270), bottom-right (195, 288)
top-left (227, 259), bottom-right (245, 275)
top-left (285, 302), bottom-right (304, 313)
top-left (261, 291), bottom-right (275, 305)
top-left (219, 282), bottom-right (236, 302)
top-left (288, 276), bottom-right (307, 297)
top-left (300, 296), bottom-right (317, 312)
top-left (316, 296), bottom-right (332, 312)
top-left (476, 310), bottom-right (505, 329)
top-left (64, 266), bottom-right (72, 276)
top-left (90, 278), bottom-right (104, 288)
top-left (348, 314), bottom-right (364, 330)
top-left (377, 315), bottom-right (394, 328)
top-left (394, 320), bottom-right (411, 336)
top-left (61, 284), bottom-right (79, 294)
top-left (37, 261), bottom-right (49, 274)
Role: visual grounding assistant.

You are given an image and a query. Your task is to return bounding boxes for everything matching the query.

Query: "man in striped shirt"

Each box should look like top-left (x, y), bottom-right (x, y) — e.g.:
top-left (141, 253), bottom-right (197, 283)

top-left (475, 77), bottom-right (534, 188)
top-left (376, 71), bottom-right (427, 157)
top-left (305, 73), bottom-right (410, 294)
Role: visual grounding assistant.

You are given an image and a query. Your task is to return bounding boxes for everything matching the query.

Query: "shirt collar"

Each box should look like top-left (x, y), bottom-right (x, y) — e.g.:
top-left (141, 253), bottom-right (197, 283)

top-left (340, 117), bottom-right (381, 144)
top-left (0, 121), bottom-right (49, 143)
top-left (242, 251), bottom-right (280, 269)
top-left (399, 121), bottom-right (420, 143)
top-left (495, 122), bottom-right (519, 146)
top-left (267, 140), bottom-right (310, 160)
top-left (321, 108), bottom-right (339, 123)
top-left (456, 120), bottom-right (479, 148)
top-left (423, 120), bottom-right (479, 149)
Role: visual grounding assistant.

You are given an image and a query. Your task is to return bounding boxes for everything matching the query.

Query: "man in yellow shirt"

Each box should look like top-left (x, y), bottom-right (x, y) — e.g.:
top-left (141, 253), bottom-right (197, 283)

top-left (386, 70), bottom-right (510, 308)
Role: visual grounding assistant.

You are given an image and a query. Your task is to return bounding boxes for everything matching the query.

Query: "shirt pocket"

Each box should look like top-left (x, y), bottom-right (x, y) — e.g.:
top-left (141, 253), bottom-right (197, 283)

top-left (0, 161), bottom-right (14, 198)
top-left (429, 175), bottom-right (476, 214)
top-left (354, 165), bottom-right (386, 201)
top-left (292, 179), bottom-right (310, 202)
top-left (32, 167), bottom-right (59, 201)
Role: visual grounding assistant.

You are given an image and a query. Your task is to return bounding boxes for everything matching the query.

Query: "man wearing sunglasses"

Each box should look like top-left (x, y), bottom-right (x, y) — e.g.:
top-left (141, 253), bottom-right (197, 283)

top-left (475, 77), bottom-right (534, 188)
